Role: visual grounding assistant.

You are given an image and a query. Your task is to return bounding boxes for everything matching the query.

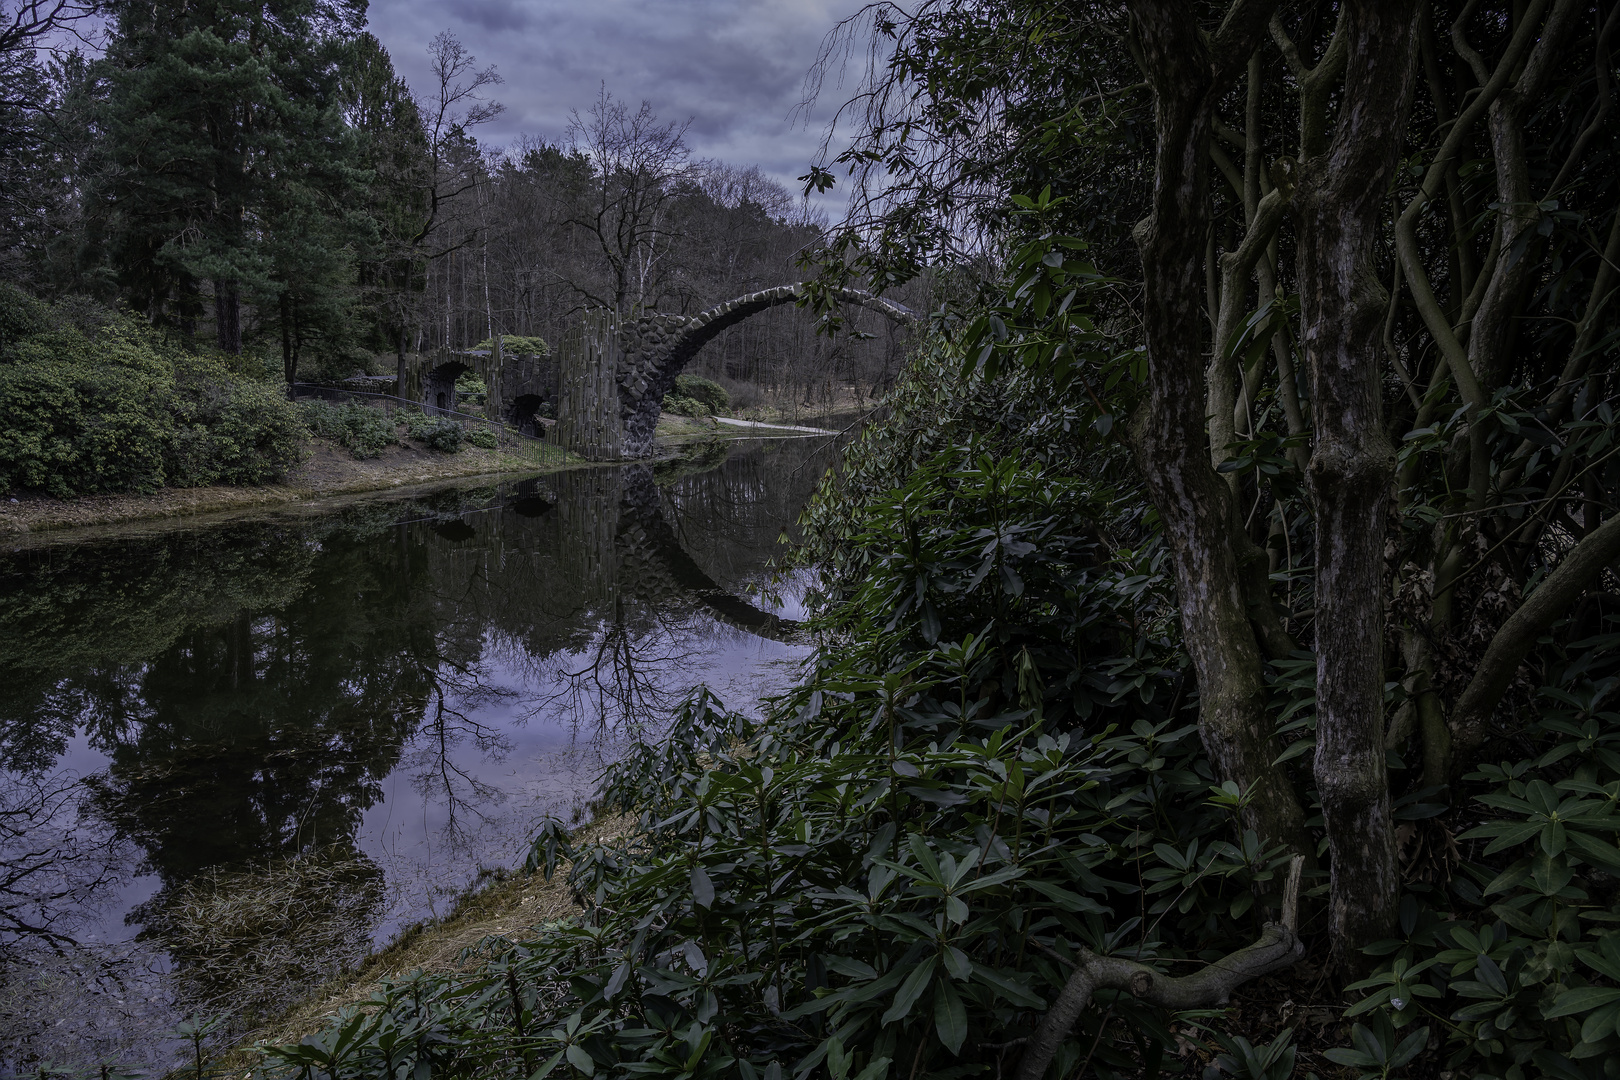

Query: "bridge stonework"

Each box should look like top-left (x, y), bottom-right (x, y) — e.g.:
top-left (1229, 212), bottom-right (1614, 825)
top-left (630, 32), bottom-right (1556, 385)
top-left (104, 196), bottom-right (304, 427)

top-left (403, 284), bottom-right (915, 460)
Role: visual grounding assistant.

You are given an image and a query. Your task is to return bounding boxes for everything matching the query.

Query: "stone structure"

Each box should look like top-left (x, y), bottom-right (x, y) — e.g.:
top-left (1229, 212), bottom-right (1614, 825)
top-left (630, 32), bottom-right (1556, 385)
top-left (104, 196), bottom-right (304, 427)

top-left (611, 284), bottom-right (916, 458)
top-left (400, 283), bottom-right (916, 459)
top-left (549, 310), bottom-right (623, 460)
top-left (400, 342), bottom-right (559, 434)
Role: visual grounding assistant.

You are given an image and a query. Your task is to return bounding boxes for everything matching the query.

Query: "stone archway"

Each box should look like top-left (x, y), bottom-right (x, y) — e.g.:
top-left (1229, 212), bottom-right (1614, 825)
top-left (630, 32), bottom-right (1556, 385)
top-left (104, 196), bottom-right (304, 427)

top-left (424, 360), bottom-right (468, 415)
top-left (509, 394), bottom-right (547, 438)
top-left (614, 286), bottom-right (917, 458)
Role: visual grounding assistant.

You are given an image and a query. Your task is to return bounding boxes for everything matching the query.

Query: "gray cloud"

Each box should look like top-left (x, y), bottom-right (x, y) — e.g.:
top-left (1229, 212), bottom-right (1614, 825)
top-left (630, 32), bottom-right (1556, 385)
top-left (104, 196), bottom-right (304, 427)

top-left (365, 0), bottom-right (867, 215)
top-left (440, 0), bottom-right (533, 32)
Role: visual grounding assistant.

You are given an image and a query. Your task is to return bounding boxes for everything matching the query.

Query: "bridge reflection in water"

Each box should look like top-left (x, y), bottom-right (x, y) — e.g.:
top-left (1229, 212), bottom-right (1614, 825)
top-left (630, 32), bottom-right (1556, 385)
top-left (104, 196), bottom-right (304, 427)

top-left (0, 438), bottom-right (834, 1070)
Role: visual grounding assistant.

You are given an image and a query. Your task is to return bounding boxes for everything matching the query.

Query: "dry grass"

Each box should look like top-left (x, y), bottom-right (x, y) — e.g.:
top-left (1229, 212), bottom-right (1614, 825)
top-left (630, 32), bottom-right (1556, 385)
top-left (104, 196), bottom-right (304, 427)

top-left (223, 815), bottom-right (628, 1064)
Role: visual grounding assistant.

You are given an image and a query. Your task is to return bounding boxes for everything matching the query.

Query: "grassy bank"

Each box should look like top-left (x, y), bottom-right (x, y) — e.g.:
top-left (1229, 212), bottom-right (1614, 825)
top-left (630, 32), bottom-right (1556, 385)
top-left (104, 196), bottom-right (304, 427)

top-left (214, 816), bottom-right (628, 1073)
top-left (0, 434), bottom-right (576, 539)
top-left (0, 402), bottom-right (824, 542)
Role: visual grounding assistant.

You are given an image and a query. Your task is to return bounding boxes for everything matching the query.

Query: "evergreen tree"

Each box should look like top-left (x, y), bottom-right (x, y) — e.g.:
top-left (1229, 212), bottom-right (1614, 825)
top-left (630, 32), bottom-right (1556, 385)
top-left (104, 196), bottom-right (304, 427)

top-left (92, 0), bottom-right (365, 355)
top-left (339, 33), bottom-right (430, 370)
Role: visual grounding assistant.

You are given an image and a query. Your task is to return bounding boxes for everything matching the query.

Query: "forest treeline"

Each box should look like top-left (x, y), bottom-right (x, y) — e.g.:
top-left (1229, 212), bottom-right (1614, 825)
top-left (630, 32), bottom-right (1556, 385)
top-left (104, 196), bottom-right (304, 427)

top-left (0, 0), bottom-right (914, 401)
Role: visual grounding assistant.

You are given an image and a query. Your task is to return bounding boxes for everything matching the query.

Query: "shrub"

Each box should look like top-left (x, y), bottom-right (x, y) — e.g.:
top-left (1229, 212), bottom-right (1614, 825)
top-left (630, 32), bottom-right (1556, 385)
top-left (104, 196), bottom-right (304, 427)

top-left (466, 427), bottom-right (498, 450)
top-left (472, 334), bottom-right (548, 355)
top-left (340, 407), bottom-right (398, 459)
top-left (404, 413), bottom-right (464, 453)
top-left (673, 372), bottom-right (729, 413)
top-left (0, 282), bottom-right (50, 357)
top-left (299, 400), bottom-right (397, 460)
top-left (298, 399), bottom-right (345, 440)
top-left (0, 290), bottom-right (320, 496)
top-left (167, 359), bottom-right (306, 485)
top-left (1333, 679), bottom-right (1620, 1077)
top-left (0, 323), bottom-right (174, 496)
top-left (455, 370), bottom-right (487, 406)
top-left (660, 392), bottom-right (709, 417)
top-left (717, 374), bottom-right (763, 412)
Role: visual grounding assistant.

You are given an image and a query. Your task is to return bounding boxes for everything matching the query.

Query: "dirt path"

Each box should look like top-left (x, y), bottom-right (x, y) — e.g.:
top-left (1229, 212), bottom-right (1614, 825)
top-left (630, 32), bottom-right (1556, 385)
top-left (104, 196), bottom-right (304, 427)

top-left (711, 415), bottom-right (838, 435)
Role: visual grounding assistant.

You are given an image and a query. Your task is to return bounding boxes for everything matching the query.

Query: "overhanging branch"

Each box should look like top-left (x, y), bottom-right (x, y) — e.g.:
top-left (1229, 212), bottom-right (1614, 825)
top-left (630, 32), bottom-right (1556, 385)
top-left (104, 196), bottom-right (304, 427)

top-left (1451, 513), bottom-right (1620, 756)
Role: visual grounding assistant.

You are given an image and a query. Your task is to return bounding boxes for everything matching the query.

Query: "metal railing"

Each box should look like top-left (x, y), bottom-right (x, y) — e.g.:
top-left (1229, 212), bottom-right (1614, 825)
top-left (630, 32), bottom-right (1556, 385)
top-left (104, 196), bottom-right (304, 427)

top-left (287, 383), bottom-right (551, 447)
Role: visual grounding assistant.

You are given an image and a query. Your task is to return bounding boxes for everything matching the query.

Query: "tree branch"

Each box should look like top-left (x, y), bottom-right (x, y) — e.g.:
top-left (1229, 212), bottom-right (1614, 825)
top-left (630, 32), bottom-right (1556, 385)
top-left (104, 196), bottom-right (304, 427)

top-left (1014, 922), bottom-right (1303, 1080)
top-left (1213, 0), bottom-right (1286, 75)
top-left (1451, 512), bottom-right (1620, 756)
top-left (1545, 1), bottom-right (1618, 199)
top-left (1394, 0), bottom-right (1551, 411)
top-left (1210, 183), bottom-right (1292, 471)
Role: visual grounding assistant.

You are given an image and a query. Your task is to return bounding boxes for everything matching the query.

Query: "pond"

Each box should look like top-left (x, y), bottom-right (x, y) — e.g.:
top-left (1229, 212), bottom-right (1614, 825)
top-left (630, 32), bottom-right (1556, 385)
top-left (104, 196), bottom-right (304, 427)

top-left (0, 438), bottom-right (834, 1073)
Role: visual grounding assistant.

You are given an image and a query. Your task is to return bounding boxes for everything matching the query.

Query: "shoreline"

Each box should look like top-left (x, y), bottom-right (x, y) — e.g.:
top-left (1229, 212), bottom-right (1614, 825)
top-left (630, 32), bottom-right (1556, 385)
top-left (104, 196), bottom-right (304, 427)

top-left (1, 420), bottom-right (836, 548)
top-left (219, 815), bottom-right (627, 1072)
top-left (0, 438), bottom-right (582, 548)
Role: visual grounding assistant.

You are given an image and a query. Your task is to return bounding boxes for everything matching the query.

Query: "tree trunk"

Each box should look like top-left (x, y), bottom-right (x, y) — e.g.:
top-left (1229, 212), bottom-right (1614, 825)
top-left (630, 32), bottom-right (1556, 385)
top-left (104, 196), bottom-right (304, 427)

top-left (281, 293), bottom-right (296, 384)
top-left (396, 327), bottom-right (409, 399)
top-left (1292, 0), bottom-right (1419, 966)
top-left (1126, 0), bottom-right (1309, 860)
top-left (215, 278), bottom-right (242, 354)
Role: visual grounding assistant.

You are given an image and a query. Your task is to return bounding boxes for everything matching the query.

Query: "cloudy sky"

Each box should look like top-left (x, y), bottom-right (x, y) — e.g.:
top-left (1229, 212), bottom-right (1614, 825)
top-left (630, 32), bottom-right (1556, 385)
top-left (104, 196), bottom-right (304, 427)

top-left (366, 0), bottom-right (871, 213)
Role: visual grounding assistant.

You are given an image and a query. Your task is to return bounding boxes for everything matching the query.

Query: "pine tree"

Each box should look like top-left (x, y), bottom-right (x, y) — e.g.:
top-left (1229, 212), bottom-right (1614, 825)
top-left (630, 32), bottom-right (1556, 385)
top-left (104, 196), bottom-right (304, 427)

top-left (93, 0), bottom-right (365, 355)
top-left (339, 33), bottom-right (430, 375)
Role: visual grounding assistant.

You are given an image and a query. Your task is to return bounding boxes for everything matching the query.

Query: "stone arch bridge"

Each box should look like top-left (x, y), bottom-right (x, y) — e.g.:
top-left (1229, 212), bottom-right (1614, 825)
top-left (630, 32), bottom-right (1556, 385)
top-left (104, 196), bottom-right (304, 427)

top-left (401, 285), bottom-right (916, 459)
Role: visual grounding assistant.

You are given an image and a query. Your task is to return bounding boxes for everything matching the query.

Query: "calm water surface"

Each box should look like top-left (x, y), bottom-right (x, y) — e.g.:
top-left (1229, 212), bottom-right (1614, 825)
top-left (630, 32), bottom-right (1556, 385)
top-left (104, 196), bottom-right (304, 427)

top-left (0, 438), bottom-right (832, 1073)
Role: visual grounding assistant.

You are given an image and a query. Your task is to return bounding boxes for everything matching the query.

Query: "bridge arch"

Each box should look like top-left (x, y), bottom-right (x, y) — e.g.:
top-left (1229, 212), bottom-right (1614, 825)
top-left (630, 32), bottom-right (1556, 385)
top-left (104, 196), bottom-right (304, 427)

top-left (615, 285), bottom-right (917, 457)
top-left (509, 393), bottom-right (547, 437)
top-left (614, 465), bottom-right (802, 641)
top-left (424, 359), bottom-right (469, 415)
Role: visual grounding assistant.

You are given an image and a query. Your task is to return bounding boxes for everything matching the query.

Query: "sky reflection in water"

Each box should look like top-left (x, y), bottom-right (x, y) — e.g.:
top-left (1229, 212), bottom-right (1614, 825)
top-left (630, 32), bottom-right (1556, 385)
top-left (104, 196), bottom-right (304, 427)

top-left (0, 438), bottom-right (831, 1071)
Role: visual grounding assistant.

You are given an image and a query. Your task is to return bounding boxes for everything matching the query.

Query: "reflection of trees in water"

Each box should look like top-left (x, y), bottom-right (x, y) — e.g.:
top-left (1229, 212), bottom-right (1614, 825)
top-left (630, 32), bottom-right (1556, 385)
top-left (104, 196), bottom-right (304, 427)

top-left (0, 530), bottom-right (313, 775)
top-left (0, 440), bottom-right (827, 1057)
top-left (0, 514), bottom-right (449, 1038)
top-left (0, 770), bottom-right (133, 955)
top-left (528, 597), bottom-right (715, 741)
top-left (403, 659), bottom-right (517, 840)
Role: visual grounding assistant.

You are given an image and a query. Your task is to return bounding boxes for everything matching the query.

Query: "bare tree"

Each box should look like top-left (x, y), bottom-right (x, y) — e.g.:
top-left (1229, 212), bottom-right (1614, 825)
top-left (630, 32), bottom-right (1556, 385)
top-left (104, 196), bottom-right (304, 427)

top-left (408, 84), bottom-right (920, 409)
top-left (384, 30), bottom-right (504, 388)
top-left (0, 0), bottom-right (93, 64)
top-left (565, 88), bottom-right (697, 314)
